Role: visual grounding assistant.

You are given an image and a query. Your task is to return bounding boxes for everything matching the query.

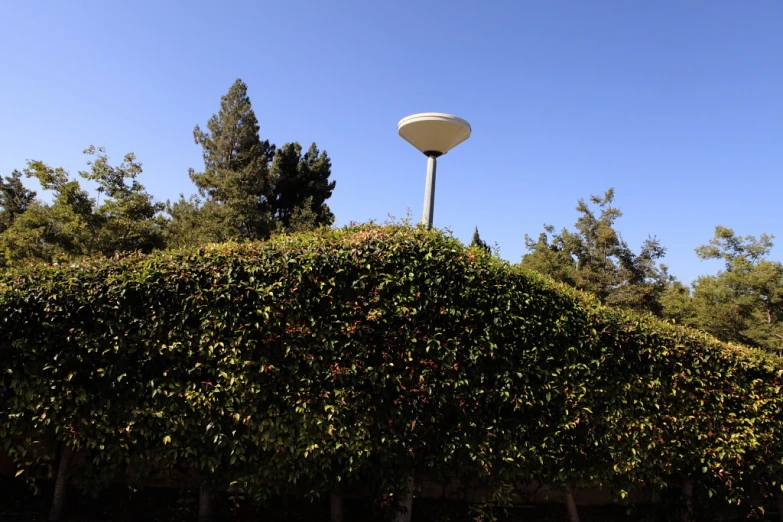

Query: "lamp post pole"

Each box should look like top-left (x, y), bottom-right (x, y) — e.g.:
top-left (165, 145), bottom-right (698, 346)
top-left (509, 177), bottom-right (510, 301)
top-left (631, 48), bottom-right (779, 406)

top-left (422, 152), bottom-right (441, 229)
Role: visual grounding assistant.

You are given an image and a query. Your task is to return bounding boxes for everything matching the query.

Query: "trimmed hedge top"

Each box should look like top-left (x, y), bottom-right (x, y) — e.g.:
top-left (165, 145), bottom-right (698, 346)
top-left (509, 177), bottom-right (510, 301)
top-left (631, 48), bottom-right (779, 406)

top-left (2, 224), bottom-right (782, 509)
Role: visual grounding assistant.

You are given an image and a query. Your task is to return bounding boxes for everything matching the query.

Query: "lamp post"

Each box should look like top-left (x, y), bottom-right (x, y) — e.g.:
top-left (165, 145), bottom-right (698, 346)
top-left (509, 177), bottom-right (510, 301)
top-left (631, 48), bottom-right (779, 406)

top-left (397, 113), bottom-right (471, 229)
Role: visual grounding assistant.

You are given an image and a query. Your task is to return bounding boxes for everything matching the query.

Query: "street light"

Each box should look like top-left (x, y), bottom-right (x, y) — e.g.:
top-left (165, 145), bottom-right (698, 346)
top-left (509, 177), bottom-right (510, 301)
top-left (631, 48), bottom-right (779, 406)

top-left (398, 113), bottom-right (471, 229)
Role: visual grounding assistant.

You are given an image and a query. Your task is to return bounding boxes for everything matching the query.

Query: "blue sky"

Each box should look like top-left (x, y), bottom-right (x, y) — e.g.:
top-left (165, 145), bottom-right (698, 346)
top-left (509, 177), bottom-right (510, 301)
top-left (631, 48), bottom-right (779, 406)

top-left (1, 1), bottom-right (781, 284)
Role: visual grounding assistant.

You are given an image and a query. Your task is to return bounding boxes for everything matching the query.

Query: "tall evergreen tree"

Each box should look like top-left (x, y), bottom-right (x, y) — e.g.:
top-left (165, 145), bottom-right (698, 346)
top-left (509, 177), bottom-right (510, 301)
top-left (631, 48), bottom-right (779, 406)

top-left (269, 142), bottom-right (335, 231)
top-left (469, 226), bottom-right (491, 254)
top-left (172, 79), bottom-right (337, 243)
top-left (187, 79), bottom-right (275, 241)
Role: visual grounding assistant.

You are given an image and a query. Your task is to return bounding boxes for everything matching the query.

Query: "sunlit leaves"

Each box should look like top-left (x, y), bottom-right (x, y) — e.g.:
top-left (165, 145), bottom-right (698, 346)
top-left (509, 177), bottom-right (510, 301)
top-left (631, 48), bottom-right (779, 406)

top-left (1, 224), bottom-right (781, 514)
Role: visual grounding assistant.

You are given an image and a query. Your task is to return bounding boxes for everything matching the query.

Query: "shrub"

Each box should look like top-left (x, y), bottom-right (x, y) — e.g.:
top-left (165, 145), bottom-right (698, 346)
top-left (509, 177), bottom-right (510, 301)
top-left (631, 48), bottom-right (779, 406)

top-left (2, 224), bottom-right (782, 518)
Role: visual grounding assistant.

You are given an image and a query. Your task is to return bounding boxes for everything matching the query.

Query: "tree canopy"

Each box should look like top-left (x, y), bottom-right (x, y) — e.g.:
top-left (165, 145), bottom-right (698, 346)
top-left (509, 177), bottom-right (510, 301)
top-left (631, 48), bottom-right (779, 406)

top-left (0, 80), bottom-right (338, 266)
top-left (0, 147), bottom-right (164, 266)
top-left (520, 188), bottom-right (669, 315)
top-left (184, 78), bottom-right (276, 242)
top-left (0, 170), bottom-right (36, 235)
top-left (686, 227), bottom-right (783, 351)
top-left (517, 190), bottom-right (783, 354)
top-left (167, 79), bottom-right (336, 246)
top-left (270, 142), bottom-right (335, 231)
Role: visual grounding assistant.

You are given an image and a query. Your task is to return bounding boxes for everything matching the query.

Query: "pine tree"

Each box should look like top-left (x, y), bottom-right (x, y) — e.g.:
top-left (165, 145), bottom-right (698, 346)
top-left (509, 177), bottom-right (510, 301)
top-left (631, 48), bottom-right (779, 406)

top-left (188, 79), bottom-right (275, 241)
top-left (270, 142), bottom-right (335, 231)
top-left (172, 79), bottom-right (337, 243)
top-left (469, 226), bottom-right (491, 254)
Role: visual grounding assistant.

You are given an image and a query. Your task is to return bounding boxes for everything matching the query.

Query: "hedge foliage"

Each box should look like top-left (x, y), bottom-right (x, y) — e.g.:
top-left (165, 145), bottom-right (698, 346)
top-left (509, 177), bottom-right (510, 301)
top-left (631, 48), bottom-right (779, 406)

top-left (1, 224), bottom-right (782, 513)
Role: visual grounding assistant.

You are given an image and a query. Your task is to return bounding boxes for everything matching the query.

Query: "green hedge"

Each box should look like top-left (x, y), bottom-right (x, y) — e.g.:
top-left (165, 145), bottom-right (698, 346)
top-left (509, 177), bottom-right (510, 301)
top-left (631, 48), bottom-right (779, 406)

top-left (2, 224), bottom-right (782, 514)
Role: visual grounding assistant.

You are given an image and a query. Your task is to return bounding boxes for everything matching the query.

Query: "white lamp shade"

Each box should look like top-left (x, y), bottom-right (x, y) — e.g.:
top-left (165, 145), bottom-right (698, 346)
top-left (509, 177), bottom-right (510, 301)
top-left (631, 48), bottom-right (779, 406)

top-left (397, 113), bottom-right (471, 156)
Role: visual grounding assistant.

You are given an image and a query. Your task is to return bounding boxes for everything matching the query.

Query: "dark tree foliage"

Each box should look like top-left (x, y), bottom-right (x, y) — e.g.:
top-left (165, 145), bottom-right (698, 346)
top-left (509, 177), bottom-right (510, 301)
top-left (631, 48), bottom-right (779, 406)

top-left (176, 79), bottom-right (336, 243)
top-left (469, 226), bottom-right (491, 255)
top-left (0, 170), bottom-right (36, 235)
top-left (270, 142), bottom-right (335, 231)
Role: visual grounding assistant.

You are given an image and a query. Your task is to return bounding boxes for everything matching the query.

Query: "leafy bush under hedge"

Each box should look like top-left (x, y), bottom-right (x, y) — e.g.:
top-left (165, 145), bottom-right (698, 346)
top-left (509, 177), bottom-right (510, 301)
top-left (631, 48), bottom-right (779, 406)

top-left (1, 224), bottom-right (782, 518)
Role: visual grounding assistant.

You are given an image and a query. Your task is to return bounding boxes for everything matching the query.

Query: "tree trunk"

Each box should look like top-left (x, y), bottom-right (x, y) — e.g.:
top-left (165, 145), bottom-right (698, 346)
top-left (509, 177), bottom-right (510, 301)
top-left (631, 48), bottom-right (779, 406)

top-left (680, 479), bottom-right (693, 522)
top-left (198, 484), bottom-right (211, 522)
top-left (330, 492), bottom-right (344, 522)
top-left (564, 484), bottom-right (580, 522)
top-left (393, 477), bottom-right (414, 522)
top-left (49, 444), bottom-right (73, 522)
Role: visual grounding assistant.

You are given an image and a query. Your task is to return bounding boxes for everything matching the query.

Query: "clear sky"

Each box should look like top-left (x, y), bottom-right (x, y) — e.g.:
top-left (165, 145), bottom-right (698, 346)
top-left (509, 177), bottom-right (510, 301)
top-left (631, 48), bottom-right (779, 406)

top-left (1, 1), bottom-right (781, 284)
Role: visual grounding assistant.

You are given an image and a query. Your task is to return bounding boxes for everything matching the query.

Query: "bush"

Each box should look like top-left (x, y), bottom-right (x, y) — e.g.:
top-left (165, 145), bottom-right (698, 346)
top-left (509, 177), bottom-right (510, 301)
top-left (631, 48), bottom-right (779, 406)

top-left (2, 224), bottom-right (782, 517)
